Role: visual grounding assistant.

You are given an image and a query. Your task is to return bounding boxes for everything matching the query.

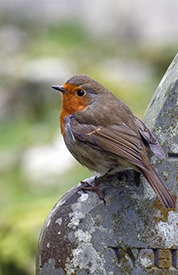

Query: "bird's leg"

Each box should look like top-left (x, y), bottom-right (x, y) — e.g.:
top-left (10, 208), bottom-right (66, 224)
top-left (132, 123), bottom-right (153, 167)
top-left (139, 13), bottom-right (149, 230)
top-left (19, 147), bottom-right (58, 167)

top-left (80, 169), bottom-right (113, 204)
top-left (81, 175), bottom-right (106, 204)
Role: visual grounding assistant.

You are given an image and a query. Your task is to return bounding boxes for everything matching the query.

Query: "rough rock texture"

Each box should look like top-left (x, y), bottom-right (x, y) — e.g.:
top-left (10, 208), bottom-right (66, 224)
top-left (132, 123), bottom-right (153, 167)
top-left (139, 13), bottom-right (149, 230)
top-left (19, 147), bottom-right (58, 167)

top-left (36, 54), bottom-right (178, 275)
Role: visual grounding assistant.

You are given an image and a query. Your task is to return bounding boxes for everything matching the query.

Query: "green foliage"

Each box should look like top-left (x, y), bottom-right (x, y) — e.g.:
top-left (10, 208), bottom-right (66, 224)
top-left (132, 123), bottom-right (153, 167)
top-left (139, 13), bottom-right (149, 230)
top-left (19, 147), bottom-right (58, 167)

top-left (0, 198), bottom-right (55, 275)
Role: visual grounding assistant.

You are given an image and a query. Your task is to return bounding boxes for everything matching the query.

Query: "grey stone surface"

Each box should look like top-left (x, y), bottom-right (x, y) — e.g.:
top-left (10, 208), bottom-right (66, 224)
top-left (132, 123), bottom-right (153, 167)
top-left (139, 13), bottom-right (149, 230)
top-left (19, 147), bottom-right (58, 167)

top-left (36, 54), bottom-right (178, 275)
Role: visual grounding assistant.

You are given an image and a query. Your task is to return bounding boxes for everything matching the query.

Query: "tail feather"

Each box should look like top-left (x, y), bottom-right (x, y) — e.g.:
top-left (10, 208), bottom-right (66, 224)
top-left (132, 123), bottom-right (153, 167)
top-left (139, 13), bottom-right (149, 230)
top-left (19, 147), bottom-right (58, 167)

top-left (141, 165), bottom-right (175, 209)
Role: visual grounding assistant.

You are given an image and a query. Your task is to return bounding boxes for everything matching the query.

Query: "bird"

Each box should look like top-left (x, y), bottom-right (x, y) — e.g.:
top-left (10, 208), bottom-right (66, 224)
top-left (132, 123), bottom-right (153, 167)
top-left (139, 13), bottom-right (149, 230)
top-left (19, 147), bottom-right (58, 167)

top-left (52, 75), bottom-right (175, 209)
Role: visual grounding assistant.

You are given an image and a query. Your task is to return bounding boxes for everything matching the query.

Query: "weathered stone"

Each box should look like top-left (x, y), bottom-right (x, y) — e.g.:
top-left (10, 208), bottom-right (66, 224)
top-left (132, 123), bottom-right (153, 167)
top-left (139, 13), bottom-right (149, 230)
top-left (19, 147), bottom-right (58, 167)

top-left (36, 54), bottom-right (178, 274)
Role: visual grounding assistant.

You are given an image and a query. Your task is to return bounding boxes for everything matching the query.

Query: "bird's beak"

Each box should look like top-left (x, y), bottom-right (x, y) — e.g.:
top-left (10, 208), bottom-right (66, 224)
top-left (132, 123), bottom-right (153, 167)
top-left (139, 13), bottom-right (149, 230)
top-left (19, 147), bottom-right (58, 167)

top-left (51, 85), bottom-right (66, 93)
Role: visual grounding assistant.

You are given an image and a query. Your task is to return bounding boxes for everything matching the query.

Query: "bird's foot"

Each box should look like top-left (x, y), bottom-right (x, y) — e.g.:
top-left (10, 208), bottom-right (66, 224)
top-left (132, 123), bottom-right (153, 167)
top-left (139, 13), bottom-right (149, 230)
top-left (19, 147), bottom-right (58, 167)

top-left (80, 174), bottom-right (107, 204)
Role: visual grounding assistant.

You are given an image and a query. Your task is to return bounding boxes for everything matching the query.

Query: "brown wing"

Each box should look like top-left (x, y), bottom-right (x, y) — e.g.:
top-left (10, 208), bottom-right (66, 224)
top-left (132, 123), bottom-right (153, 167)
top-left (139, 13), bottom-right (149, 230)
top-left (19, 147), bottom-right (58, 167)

top-left (134, 117), bottom-right (165, 159)
top-left (70, 118), bottom-right (147, 171)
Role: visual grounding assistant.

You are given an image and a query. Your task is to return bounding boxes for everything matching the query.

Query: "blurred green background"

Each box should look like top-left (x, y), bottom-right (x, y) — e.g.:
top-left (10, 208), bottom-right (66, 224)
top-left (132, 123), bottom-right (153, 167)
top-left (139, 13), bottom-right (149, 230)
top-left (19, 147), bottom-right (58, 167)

top-left (0, 0), bottom-right (177, 274)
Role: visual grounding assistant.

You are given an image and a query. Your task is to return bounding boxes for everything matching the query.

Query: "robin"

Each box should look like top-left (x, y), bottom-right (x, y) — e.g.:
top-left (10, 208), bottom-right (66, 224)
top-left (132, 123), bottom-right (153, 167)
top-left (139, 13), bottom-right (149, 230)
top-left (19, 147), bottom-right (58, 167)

top-left (52, 75), bottom-right (175, 209)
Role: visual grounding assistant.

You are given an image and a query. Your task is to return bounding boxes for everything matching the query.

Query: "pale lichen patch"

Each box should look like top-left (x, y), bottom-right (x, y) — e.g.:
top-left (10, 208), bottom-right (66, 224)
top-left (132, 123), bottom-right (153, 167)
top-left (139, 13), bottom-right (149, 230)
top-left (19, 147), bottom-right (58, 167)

top-left (156, 211), bottom-right (178, 247)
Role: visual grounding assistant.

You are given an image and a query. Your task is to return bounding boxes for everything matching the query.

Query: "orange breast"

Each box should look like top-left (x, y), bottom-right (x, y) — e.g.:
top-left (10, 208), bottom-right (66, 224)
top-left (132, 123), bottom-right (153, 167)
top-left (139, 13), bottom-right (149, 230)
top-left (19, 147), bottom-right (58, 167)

top-left (59, 84), bottom-right (89, 135)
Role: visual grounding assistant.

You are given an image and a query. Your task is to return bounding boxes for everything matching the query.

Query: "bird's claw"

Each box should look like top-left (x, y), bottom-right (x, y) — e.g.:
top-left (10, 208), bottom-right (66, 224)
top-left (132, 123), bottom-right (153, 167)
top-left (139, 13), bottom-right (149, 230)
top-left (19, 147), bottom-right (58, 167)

top-left (80, 179), bottom-right (106, 205)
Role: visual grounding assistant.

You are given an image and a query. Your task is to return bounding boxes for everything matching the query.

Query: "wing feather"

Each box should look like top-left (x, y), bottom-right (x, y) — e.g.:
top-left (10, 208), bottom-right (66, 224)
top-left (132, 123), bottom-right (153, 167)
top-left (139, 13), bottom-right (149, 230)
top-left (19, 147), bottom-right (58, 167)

top-left (70, 118), bottom-right (147, 170)
top-left (134, 117), bottom-right (165, 159)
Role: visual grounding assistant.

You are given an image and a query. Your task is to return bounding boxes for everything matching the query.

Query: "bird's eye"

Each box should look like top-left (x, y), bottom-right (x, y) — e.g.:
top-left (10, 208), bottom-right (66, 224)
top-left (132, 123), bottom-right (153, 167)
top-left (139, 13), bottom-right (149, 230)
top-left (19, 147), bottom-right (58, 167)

top-left (76, 89), bottom-right (86, 97)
